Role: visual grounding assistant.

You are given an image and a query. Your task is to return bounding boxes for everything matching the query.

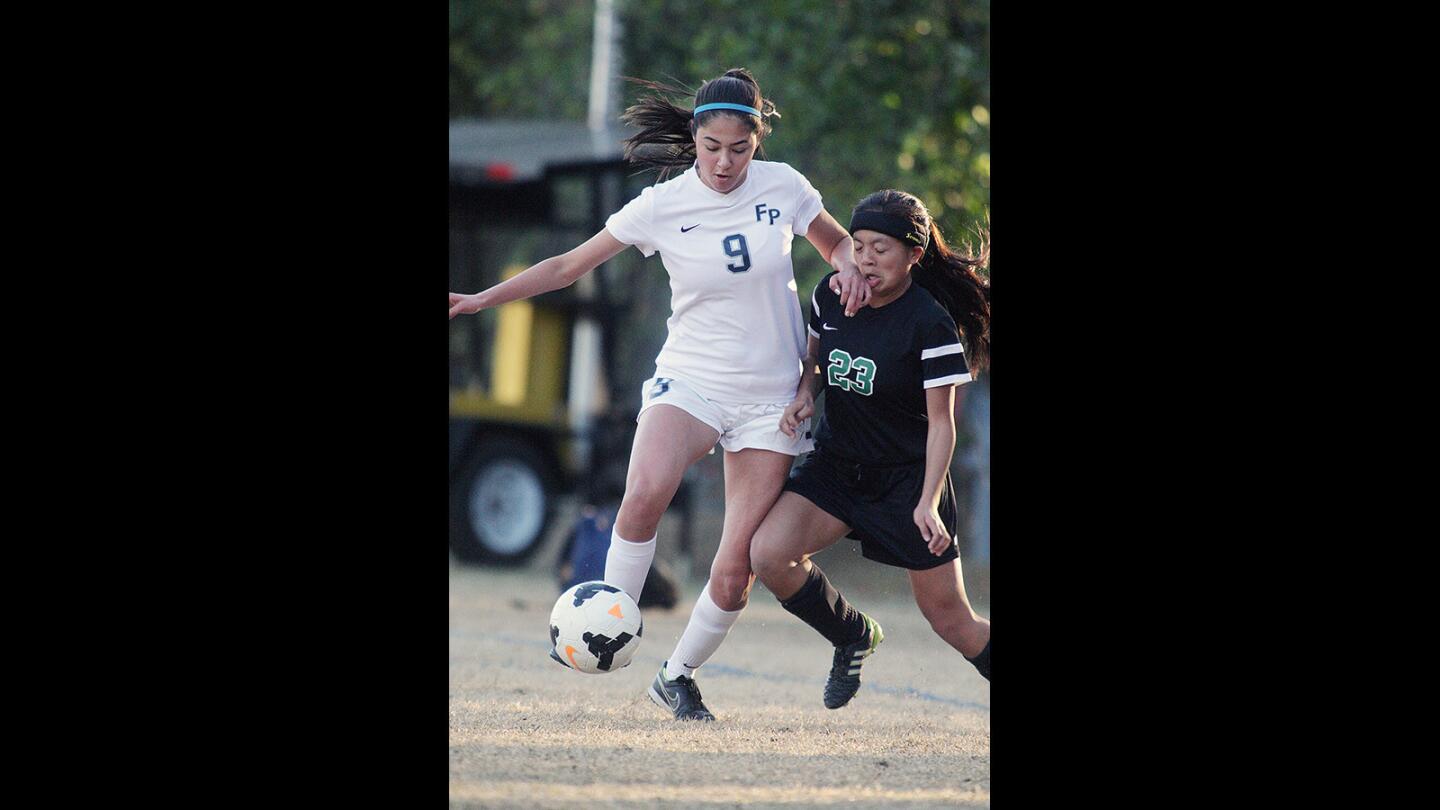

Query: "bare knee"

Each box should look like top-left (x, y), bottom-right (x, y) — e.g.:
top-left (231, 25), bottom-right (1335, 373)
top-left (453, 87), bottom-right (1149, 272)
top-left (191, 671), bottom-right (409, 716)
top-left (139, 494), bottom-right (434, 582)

top-left (615, 475), bottom-right (675, 537)
top-left (751, 555), bottom-right (794, 589)
top-left (749, 532), bottom-right (795, 586)
top-left (928, 612), bottom-right (975, 643)
top-left (917, 594), bottom-right (974, 638)
top-left (708, 563), bottom-right (753, 611)
top-left (917, 595), bottom-right (988, 654)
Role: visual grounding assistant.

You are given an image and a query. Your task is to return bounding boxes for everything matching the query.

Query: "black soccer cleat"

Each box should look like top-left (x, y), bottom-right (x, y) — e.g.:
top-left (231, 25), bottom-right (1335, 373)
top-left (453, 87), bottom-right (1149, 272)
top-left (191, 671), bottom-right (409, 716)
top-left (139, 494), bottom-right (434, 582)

top-left (647, 661), bottom-right (716, 721)
top-left (824, 613), bottom-right (885, 709)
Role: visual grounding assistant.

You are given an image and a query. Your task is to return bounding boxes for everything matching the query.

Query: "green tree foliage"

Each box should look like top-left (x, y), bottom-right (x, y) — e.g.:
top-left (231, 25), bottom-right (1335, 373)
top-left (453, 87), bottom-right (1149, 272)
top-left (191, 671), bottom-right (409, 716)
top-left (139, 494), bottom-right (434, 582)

top-left (450, 0), bottom-right (989, 294)
top-left (448, 1), bottom-right (595, 120)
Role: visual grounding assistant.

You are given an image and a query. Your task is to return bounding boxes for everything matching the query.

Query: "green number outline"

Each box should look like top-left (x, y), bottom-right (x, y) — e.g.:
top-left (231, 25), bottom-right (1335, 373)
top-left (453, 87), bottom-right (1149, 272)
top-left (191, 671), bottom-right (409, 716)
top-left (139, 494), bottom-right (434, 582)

top-left (827, 349), bottom-right (852, 389)
top-left (827, 349), bottom-right (877, 396)
top-left (850, 357), bottom-right (876, 396)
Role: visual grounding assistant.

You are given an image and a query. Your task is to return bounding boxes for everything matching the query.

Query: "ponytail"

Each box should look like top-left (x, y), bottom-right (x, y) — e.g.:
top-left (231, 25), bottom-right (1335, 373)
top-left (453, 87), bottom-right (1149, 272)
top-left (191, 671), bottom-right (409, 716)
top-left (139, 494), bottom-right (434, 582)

top-left (620, 68), bottom-right (778, 178)
top-left (913, 221), bottom-right (990, 375)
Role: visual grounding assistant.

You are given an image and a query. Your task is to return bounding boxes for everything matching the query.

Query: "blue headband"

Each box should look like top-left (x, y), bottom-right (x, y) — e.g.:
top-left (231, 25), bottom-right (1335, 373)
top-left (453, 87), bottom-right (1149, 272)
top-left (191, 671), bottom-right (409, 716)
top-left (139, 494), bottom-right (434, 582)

top-left (693, 102), bottom-right (761, 117)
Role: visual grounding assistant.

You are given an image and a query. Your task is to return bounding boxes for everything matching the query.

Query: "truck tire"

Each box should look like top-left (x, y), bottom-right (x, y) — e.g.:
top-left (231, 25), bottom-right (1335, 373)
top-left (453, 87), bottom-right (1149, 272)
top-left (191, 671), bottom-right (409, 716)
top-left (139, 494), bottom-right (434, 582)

top-left (451, 437), bottom-right (555, 564)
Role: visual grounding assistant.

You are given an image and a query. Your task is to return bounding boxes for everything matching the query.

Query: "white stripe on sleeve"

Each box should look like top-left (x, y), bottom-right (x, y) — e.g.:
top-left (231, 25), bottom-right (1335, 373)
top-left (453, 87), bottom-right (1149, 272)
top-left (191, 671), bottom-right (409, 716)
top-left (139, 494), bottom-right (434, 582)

top-left (923, 372), bottom-right (973, 388)
top-left (807, 325), bottom-right (819, 338)
top-left (921, 343), bottom-right (965, 360)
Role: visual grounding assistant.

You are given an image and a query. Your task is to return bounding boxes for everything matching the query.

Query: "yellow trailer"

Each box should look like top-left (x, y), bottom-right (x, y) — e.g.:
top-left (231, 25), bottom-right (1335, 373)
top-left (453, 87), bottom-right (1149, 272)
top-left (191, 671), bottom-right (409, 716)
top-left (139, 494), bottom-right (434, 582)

top-left (449, 120), bottom-right (638, 563)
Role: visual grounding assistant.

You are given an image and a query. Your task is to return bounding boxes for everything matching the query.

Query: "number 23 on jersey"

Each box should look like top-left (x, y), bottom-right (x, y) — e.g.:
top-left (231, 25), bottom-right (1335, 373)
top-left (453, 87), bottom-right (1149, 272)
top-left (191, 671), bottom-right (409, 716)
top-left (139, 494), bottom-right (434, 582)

top-left (827, 348), bottom-right (876, 395)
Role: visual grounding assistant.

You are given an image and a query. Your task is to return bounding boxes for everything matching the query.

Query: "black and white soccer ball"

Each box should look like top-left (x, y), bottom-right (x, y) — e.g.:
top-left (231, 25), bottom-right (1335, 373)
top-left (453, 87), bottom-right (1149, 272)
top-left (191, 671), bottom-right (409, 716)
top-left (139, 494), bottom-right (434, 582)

top-left (548, 581), bottom-right (643, 674)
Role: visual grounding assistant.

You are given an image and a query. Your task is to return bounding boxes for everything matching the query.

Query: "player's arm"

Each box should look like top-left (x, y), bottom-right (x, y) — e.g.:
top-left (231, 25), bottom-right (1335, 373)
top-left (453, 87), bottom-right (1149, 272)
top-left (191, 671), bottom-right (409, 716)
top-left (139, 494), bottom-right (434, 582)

top-left (915, 384), bottom-right (958, 555)
top-left (804, 209), bottom-right (870, 316)
top-left (448, 229), bottom-right (628, 319)
top-left (780, 334), bottom-right (824, 438)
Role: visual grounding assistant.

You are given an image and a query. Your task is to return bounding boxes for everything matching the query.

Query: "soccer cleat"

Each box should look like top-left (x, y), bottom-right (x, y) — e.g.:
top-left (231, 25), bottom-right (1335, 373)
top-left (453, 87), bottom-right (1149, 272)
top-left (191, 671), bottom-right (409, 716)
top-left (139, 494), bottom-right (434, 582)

top-left (824, 613), bottom-right (884, 709)
top-left (647, 661), bottom-right (716, 721)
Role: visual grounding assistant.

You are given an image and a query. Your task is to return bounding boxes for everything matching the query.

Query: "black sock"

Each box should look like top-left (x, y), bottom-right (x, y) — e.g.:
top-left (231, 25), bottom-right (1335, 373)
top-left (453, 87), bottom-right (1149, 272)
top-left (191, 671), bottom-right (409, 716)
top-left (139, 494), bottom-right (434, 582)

top-left (965, 639), bottom-right (990, 681)
top-left (778, 564), bottom-right (866, 647)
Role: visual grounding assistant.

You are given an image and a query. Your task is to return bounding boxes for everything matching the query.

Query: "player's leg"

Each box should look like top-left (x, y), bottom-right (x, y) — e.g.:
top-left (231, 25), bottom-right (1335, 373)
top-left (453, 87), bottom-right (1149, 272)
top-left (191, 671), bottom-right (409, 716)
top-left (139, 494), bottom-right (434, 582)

top-left (909, 559), bottom-right (991, 680)
top-left (752, 460), bottom-right (883, 709)
top-left (649, 446), bottom-right (792, 720)
top-left (751, 492), bottom-right (873, 661)
top-left (749, 491), bottom-right (851, 600)
top-left (707, 446), bottom-right (798, 610)
top-left (606, 403), bottom-right (719, 601)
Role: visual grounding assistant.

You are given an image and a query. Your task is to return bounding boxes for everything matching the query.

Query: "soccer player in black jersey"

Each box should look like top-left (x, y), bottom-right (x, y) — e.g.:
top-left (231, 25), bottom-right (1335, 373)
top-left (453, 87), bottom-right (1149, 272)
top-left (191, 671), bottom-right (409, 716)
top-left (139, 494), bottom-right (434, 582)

top-left (750, 189), bottom-right (991, 709)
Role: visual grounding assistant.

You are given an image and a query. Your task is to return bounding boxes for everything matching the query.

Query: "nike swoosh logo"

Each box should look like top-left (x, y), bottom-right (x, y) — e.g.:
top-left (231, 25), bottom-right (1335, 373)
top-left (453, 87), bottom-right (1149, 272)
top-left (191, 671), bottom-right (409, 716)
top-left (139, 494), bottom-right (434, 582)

top-left (680, 224), bottom-right (701, 232)
top-left (822, 323), bottom-right (839, 331)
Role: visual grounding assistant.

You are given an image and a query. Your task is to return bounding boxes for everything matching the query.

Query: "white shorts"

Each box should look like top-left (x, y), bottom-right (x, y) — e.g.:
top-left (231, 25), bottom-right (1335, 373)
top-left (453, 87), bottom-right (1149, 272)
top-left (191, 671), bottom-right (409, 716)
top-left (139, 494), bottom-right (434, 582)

top-left (637, 375), bottom-right (815, 456)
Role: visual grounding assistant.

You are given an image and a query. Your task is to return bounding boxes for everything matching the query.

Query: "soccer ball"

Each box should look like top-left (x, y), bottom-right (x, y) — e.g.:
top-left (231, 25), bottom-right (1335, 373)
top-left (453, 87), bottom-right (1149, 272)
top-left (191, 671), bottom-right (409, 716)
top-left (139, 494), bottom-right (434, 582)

top-left (548, 581), bottom-right (643, 674)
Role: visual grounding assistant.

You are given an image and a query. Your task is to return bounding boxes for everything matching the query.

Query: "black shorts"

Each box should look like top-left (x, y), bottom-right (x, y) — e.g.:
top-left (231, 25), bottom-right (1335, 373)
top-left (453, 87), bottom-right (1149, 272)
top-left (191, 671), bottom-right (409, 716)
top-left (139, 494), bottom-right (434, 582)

top-left (784, 449), bottom-right (960, 571)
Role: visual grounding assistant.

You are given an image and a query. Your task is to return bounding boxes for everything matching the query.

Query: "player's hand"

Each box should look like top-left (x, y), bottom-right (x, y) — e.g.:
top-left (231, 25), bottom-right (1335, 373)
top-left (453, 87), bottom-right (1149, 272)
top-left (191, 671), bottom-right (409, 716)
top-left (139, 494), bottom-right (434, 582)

top-left (449, 292), bottom-right (483, 319)
top-left (779, 393), bottom-right (814, 438)
top-left (829, 264), bottom-right (871, 317)
top-left (914, 503), bottom-right (951, 556)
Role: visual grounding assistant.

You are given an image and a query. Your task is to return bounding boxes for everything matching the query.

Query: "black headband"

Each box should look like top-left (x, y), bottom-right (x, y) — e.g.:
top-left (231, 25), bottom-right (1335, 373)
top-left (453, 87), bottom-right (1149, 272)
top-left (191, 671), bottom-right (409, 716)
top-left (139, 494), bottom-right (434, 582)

top-left (848, 210), bottom-right (928, 251)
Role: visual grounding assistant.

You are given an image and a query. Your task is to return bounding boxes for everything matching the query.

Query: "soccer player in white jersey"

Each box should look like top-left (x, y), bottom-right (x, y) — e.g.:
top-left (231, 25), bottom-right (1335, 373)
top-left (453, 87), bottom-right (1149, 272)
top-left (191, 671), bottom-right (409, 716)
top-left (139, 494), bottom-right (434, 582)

top-left (750, 190), bottom-right (992, 710)
top-left (449, 68), bottom-right (872, 721)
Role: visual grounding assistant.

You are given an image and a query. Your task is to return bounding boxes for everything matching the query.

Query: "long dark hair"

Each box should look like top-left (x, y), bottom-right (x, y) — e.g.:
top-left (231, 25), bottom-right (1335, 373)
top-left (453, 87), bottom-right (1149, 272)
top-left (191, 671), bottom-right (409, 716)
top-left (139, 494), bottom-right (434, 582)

top-left (853, 190), bottom-right (991, 375)
top-left (619, 68), bottom-right (780, 178)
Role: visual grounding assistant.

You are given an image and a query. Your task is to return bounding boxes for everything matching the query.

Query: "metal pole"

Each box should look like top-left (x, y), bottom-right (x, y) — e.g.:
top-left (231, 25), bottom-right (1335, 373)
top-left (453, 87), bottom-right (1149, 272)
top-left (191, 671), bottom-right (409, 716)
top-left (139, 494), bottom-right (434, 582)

top-left (570, 0), bottom-right (624, 490)
top-left (587, 0), bottom-right (620, 134)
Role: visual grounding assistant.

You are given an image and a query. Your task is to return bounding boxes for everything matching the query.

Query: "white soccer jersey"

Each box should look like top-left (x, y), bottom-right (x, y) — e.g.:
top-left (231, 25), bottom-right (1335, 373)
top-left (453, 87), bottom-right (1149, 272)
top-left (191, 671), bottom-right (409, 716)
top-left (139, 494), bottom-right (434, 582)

top-left (605, 160), bottom-right (824, 404)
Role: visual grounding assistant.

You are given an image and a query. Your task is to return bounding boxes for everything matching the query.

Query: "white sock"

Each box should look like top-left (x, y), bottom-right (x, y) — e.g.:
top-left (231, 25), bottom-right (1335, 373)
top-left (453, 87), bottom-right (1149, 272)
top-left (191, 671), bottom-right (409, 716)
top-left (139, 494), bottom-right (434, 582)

top-left (665, 582), bottom-right (742, 680)
top-left (604, 533), bottom-right (656, 602)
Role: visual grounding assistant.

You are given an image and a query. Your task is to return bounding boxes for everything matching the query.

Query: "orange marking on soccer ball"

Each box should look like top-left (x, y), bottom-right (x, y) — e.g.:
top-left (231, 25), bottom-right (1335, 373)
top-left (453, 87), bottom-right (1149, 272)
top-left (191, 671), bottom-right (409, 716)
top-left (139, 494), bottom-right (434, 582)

top-left (565, 645), bottom-right (579, 668)
top-left (608, 603), bottom-right (624, 619)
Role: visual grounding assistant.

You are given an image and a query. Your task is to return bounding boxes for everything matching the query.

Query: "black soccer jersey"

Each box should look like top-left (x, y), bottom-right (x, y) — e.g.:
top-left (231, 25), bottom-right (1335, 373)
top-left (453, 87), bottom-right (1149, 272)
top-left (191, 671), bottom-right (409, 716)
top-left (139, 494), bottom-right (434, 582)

top-left (808, 272), bottom-right (971, 465)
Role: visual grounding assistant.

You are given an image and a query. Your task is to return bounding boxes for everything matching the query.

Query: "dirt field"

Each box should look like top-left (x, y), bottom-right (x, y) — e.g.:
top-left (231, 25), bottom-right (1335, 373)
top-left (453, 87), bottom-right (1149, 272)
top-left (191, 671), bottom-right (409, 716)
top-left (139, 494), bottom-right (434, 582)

top-left (450, 558), bottom-right (990, 809)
